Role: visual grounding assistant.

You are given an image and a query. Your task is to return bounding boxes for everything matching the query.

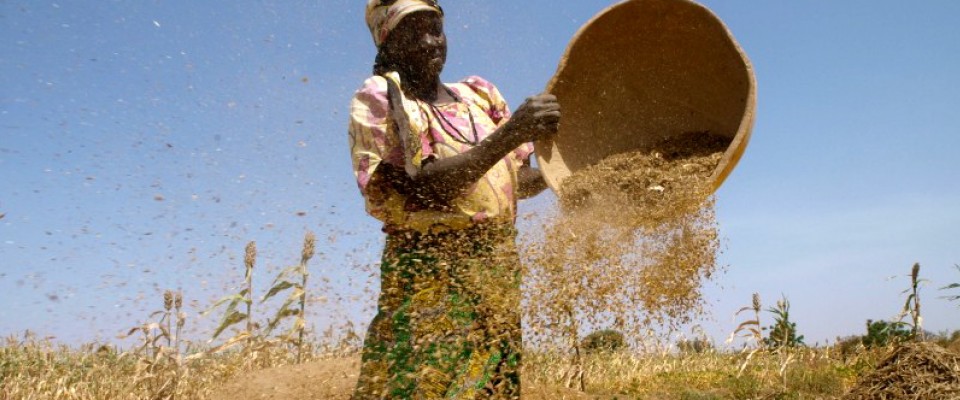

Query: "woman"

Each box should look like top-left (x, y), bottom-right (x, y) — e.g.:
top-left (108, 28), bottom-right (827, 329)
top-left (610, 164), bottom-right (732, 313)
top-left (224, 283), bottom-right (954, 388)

top-left (349, 0), bottom-right (560, 398)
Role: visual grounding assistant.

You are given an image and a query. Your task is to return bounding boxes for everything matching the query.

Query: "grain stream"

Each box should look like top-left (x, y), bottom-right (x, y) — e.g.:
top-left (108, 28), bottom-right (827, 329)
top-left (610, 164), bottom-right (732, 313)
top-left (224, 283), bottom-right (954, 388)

top-left (522, 133), bottom-right (729, 347)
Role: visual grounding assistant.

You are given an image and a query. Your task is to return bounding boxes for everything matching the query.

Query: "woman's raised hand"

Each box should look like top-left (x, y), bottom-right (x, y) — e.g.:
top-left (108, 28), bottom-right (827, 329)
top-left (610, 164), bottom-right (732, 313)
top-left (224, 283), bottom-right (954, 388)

top-left (506, 93), bottom-right (561, 144)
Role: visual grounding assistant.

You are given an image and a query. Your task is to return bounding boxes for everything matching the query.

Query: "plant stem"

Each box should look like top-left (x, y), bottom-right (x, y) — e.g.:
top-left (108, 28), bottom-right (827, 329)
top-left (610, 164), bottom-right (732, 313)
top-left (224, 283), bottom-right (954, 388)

top-left (297, 261), bottom-right (308, 364)
top-left (245, 241), bottom-right (257, 346)
top-left (297, 232), bottom-right (315, 364)
top-left (911, 263), bottom-right (922, 340)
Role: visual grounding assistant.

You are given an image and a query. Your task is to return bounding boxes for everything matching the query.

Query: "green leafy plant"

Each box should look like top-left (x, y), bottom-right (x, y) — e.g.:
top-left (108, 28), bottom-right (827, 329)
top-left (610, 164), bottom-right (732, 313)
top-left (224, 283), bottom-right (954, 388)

top-left (761, 294), bottom-right (804, 390)
top-left (764, 295), bottom-right (804, 349)
top-left (861, 319), bottom-right (912, 348)
top-left (262, 231), bottom-right (317, 363)
top-left (200, 233), bottom-right (321, 368)
top-left (203, 241), bottom-right (259, 353)
top-left (581, 329), bottom-right (627, 354)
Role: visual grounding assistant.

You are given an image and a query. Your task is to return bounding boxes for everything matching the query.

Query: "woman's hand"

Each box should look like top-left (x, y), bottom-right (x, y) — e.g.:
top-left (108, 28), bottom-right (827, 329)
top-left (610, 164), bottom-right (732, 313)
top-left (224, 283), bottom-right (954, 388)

top-left (503, 94), bottom-right (561, 145)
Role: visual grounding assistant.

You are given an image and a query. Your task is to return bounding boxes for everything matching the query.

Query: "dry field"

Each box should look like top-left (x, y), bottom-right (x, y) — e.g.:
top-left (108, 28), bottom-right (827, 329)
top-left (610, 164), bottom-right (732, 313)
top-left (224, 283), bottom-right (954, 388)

top-left (4, 331), bottom-right (959, 399)
top-left (7, 148), bottom-right (960, 400)
top-left (207, 356), bottom-right (603, 400)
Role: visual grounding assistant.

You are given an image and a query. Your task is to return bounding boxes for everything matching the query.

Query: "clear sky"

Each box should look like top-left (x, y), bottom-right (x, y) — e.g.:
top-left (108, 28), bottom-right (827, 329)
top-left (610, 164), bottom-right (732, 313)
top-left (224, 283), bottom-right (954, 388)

top-left (2, 1), bottom-right (959, 347)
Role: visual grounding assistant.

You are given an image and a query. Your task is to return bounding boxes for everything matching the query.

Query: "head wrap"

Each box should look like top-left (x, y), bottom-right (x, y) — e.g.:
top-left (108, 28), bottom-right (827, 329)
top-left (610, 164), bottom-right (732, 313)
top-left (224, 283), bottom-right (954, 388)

top-left (365, 0), bottom-right (443, 48)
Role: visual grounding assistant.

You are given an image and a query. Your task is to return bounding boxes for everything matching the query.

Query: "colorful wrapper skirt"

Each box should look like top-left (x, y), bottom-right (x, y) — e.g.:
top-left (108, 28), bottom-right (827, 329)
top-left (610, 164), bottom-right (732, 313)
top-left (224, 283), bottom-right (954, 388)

top-left (352, 224), bottom-right (522, 399)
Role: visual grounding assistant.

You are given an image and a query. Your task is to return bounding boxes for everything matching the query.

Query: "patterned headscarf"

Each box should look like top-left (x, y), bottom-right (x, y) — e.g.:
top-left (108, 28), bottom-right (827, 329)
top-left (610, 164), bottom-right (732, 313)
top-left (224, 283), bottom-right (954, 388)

top-left (365, 0), bottom-right (444, 48)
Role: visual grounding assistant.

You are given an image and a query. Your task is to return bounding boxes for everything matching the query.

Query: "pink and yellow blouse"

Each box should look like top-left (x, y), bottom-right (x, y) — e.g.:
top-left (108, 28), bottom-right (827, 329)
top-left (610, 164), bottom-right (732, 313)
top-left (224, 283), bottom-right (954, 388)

top-left (348, 74), bottom-right (533, 233)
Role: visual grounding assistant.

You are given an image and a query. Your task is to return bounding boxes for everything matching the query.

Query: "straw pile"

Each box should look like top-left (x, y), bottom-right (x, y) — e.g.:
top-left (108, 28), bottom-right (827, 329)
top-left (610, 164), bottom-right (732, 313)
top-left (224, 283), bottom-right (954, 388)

top-left (844, 342), bottom-right (960, 400)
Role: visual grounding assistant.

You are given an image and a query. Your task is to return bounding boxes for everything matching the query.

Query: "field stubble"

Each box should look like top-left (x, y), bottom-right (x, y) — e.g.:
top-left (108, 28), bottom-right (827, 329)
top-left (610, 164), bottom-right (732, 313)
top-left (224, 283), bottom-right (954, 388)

top-left (6, 332), bottom-right (933, 399)
top-left (7, 134), bottom-right (960, 398)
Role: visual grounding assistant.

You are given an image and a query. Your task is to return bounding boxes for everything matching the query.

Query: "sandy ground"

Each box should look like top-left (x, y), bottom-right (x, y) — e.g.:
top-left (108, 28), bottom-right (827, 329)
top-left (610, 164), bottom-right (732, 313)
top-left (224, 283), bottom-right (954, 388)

top-left (210, 357), bottom-right (609, 400)
top-left (210, 357), bottom-right (361, 400)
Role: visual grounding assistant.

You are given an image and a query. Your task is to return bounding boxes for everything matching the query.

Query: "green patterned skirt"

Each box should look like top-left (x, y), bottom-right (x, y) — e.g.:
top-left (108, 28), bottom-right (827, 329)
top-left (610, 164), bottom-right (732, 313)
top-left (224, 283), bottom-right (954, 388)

top-left (352, 224), bottom-right (522, 399)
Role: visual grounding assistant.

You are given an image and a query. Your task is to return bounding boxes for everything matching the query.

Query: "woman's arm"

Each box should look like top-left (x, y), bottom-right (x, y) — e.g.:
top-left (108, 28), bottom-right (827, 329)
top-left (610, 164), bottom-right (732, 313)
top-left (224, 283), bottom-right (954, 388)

top-left (379, 79), bottom-right (559, 207)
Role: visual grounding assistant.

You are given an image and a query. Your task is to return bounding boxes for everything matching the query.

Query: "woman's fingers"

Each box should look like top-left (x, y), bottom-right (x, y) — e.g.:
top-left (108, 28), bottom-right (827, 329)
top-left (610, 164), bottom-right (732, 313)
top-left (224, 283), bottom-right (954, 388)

top-left (531, 93), bottom-right (557, 102)
top-left (535, 103), bottom-right (561, 113)
top-left (533, 94), bottom-right (561, 135)
top-left (507, 92), bottom-right (561, 142)
top-left (530, 95), bottom-right (559, 108)
top-left (535, 110), bottom-right (561, 125)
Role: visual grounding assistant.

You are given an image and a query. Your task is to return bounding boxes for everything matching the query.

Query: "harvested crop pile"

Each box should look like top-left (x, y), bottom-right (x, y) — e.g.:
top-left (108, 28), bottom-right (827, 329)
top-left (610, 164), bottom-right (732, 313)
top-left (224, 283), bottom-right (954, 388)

top-left (844, 342), bottom-right (960, 400)
top-left (522, 133), bottom-right (729, 345)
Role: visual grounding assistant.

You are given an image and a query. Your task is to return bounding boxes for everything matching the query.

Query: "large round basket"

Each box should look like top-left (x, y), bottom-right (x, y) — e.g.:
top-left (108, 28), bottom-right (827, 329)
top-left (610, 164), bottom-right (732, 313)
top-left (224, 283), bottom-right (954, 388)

top-left (535, 0), bottom-right (757, 195)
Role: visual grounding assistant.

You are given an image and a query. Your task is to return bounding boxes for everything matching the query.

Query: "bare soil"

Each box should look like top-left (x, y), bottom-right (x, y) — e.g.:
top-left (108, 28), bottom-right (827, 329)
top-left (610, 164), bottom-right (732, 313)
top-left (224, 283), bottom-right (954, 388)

top-left (210, 357), bottom-right (360, 400)
top-left (210, 357), bottom-right (614, 399)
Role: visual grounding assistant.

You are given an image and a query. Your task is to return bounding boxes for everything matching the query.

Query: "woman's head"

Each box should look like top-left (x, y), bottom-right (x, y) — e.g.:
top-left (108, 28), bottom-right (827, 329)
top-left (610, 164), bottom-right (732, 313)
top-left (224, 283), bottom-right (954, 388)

top-left (366, 0), bottom-right (446, 79)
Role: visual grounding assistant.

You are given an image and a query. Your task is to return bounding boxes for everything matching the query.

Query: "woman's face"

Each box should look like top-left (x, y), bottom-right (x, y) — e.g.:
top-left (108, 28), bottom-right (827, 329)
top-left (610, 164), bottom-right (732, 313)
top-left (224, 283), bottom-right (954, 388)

top-left (384, 11), bottom-right (447, 80)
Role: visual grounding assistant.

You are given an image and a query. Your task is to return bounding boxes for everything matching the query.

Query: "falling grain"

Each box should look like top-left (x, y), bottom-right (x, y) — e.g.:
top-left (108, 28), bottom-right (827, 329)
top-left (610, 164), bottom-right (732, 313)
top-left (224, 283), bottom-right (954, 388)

top-left (522, 133), bottom-right (729, 346)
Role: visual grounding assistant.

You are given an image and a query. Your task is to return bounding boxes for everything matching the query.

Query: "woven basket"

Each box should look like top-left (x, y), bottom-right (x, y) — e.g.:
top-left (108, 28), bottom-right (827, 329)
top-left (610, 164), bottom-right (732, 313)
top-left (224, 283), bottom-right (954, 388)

top-left (535, 0), bottom-right (756, 195)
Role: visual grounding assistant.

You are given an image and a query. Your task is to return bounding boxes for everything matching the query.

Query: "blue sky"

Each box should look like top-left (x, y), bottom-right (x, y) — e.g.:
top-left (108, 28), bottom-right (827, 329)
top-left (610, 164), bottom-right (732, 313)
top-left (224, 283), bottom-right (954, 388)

top-left (1, 0), bottom-right (959, 347)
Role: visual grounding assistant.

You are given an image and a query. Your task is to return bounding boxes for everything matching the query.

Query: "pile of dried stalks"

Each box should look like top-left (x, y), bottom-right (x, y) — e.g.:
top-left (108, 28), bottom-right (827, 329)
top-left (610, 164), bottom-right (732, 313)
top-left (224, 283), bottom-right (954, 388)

top-left (844, 342), bottom-right (960, 400)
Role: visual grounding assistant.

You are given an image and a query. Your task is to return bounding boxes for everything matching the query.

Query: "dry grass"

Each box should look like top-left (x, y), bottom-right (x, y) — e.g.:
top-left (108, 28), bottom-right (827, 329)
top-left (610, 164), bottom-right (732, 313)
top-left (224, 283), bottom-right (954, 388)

top-left (0, 231), bottom-right (341, 400)
top-left (3, 334), bottom-right (901, 400)
top-left (4, 231), bottom-right (956, 399)
top-left (1, 333), bottom-right (236, 399)
top-left (0, 330), bottom-right (361, 400)
top-left (522, 344), bottom-right (895, 399)
top-left (844, 341), bottom-right (960, 400)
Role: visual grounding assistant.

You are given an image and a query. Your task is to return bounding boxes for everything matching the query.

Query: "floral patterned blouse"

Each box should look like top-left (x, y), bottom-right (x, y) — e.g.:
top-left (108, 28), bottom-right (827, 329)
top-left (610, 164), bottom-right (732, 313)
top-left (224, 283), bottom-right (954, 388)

top-left (348, 73), bottom-right (533, 233)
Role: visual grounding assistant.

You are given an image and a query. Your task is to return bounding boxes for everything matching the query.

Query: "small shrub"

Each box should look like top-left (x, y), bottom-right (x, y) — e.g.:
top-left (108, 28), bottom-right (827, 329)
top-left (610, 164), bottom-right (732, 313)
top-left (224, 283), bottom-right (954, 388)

top-left (581, 329), bottom-right (626, 354)
top-left (764, 295), bottom-right (804, 349)
top-left (833, 335), bottom-right (864, 359)
top-left (862, 319), bottom-right (912, 348)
